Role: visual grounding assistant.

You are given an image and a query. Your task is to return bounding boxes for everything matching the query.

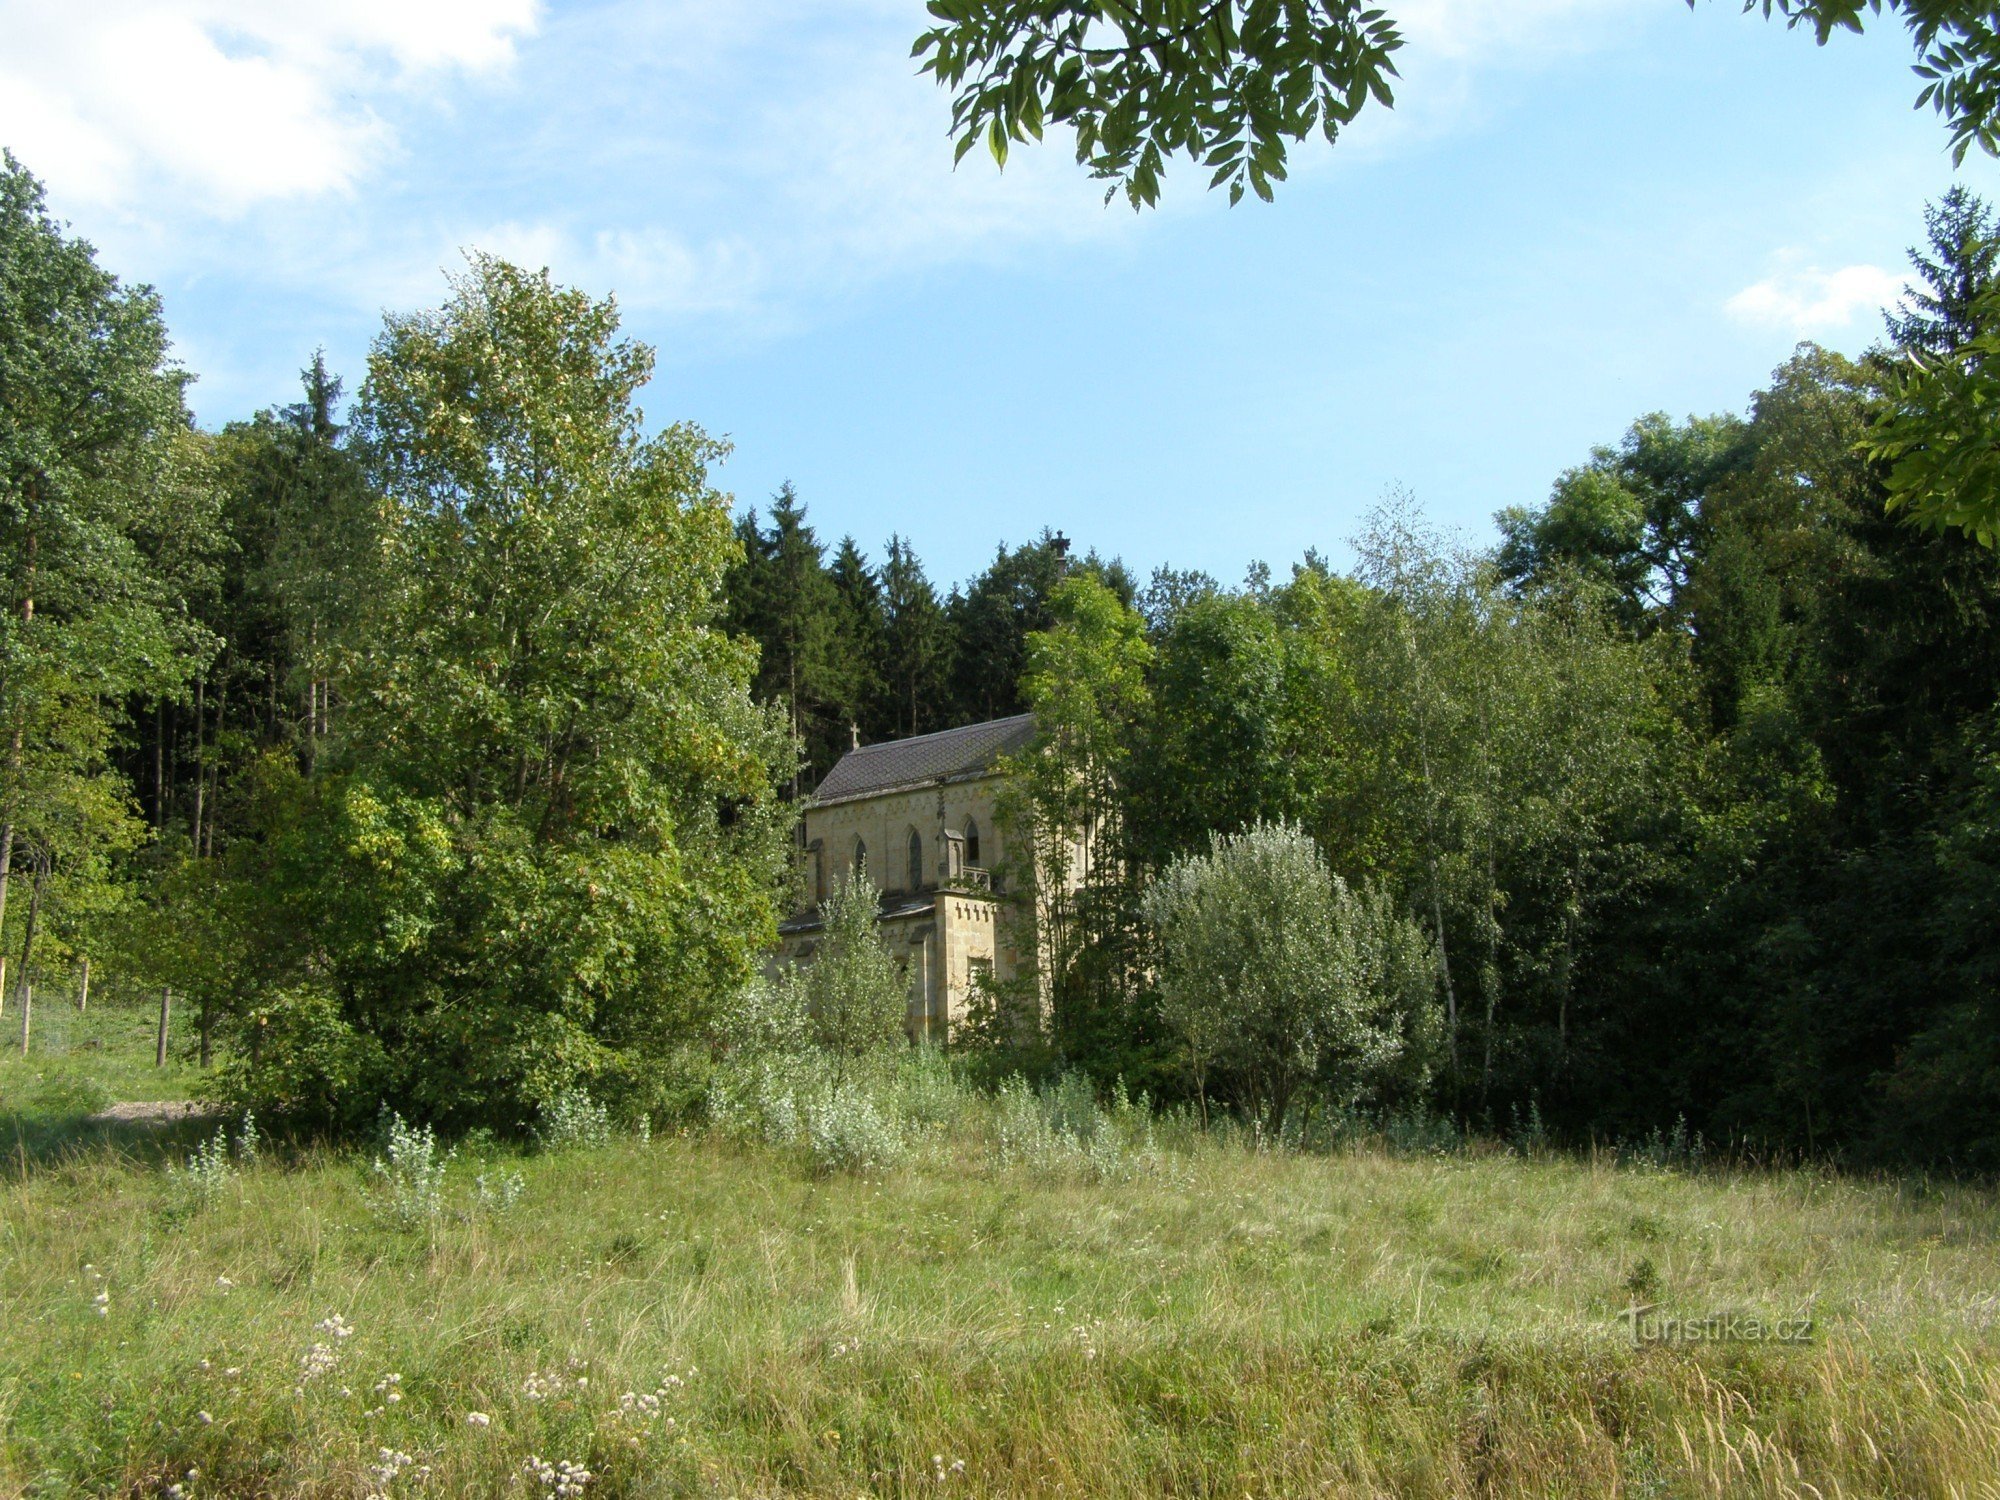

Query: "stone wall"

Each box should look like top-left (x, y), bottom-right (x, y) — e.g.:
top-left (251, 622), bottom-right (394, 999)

top-left (784, 771), bottom-right (1027, 1039)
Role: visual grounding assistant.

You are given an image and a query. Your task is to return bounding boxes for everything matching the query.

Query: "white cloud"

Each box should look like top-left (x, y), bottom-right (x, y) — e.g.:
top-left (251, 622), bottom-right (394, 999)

top-left (1394, 0), bottom-right (1645, 63)
top-left (1726, 261), bottom-right (1906, 335)
top-left (0, 0), bottom-right (538, 210)
top-left (4, 0), bottom-right (1681, 421)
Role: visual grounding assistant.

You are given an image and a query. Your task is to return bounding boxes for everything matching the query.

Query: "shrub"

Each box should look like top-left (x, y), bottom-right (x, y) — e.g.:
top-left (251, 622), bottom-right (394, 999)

top-left (991, 1072), bottom-right (1170, 1182)
top-left (168, 1113), bottom-right (264, 1211)
top-left (797, 874), bottom-right (908, 1069)
top-left (714, 975), bottom-right (811, 1058)
top-left (368, 1111), bottom-right (451, 1229)
top-left (802, 1083), bottom-right (906, 1176)
top-left (178, 1127), bottom-right (237, 1206)
top-left (1144, 820), bottom-right (1440, 1134)
top-left (533, 1088), bottom-right (612, 1152)
top-left (209, 982), bottom-right (390, 1134)
top-left (473, 1168), bottom-right (526, 1212)
top-left (706, 1048), bottom-right (981, 1176)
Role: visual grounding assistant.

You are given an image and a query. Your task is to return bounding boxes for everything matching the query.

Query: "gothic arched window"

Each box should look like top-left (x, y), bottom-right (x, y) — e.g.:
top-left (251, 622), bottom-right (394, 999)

top-left (853, 838), bottom-right (867, 879)
top-left (907, 828), bottom-right (924, 889)
top-left (964, 819), bottom-right (981, 866)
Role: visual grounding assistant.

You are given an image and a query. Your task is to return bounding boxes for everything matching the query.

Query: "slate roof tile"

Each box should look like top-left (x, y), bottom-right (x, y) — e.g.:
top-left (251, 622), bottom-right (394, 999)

top-left (811, 713), bottom-right (1035, 804)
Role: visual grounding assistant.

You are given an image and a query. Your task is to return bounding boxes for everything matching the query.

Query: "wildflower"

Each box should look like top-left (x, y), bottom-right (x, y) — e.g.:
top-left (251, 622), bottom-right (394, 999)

top-left (92, 1289), bottom-right (109, 1317)
top-left (523, 1456), bottom-right (594, 1498)
top-left (215, 1276), bottom-right (234, 1291)
top-left (466, 1411), bottom-right (492, 1427)
top-left (365, 1447), bottom-right (414, 1499)
top-left (197, 1411), bottom-right (213, 1425)
top-left (299, 1342), bottom-right (338, 1381)
top-left (316, 1313), bottom-right (355, 1340)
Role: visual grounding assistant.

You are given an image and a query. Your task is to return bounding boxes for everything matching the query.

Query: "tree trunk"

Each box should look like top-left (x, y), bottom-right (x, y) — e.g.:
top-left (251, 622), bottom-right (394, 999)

top-left (156, 987), bottom-right (172, 1067)
top-left (0, 518), bottom-right (34, 974)
top-left (154, 699), bottom-right (166, 829)
top-left (0, 803), bottom-right (15, 1004)
top-left (1427, 866), bottom-right (1457, 1072)
top-left (1480, 838), bottom-right (1500, 1098)
top-left (16, 853), bottom-right (44, 1056)
top-left (77, 954), bottom-right (90, 1012)
top-left (191, 676), bottom-right (205, 849)
top-left (205, 667), bottom-right (227, 858)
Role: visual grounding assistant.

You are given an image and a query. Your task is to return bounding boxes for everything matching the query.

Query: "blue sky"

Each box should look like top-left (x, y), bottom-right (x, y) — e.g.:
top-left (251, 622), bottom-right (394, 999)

top-left (5, 0), bottom-right (1996, 588)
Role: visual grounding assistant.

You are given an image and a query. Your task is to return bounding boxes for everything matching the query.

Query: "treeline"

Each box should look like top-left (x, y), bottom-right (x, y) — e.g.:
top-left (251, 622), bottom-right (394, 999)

top-left (7, 136), bottom-right (2000, 1169)
top-left (983, 190), bottom-right (2000, 1169)
top-left (1, 154), bottom-right (791, 1128)
top-left (724, 494), bottom-right (1132, 786)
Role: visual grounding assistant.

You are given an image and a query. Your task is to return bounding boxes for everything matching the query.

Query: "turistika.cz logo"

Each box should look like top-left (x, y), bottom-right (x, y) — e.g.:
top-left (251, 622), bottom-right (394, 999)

top-left (1616, 1305), bottom-right (1815, 1346)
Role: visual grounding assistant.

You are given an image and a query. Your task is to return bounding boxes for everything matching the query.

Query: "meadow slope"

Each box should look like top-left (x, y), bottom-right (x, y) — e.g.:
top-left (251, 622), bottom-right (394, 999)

top-left (3, 1007), bottom-right (1998, 1498)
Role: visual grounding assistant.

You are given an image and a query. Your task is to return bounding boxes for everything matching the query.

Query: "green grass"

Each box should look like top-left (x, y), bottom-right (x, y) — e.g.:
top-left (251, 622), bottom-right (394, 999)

top-left (0, 981), bottom-right (202, 1113)
top-left (3, 1009), bottom-right (1998, 1497)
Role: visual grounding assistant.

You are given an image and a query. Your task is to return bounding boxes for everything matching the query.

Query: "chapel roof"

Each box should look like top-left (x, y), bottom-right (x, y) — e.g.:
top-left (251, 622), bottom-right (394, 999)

top-left (811, 713), bottom-right (1036, 805)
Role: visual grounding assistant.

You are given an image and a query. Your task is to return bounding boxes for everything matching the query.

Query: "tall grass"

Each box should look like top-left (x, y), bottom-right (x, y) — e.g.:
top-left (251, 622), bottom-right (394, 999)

top-left (0, 979), bottom-right (201, 1116)
top-left (3, 1006), bottom-right (1999, 1496)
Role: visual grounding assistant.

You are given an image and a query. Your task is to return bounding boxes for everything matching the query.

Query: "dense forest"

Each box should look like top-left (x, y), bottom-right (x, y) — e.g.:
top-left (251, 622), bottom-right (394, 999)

top-left (7, 143), bottom-right (2000, 1168)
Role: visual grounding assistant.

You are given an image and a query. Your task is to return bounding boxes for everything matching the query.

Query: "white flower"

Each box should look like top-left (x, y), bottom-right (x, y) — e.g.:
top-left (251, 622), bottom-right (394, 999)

top-left (197, 1411), bottom-right (213, 1425)
top-left (466, 1411), bottom-right (492, 1427)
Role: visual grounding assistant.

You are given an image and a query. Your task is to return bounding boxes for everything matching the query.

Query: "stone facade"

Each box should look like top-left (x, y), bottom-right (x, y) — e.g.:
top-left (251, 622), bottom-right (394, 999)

top-left (774, 715), bottom-right (1046, 1040)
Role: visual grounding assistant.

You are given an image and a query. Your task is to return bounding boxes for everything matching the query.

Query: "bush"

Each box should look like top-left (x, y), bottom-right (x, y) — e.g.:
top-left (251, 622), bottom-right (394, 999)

top-left (367, 1111), bottom-right (451, 1229)
top-left (796, 874), bottom-right (909, 1068)
top-left (707, 1048), bottom-right (982, 1176)
top-left (208, 983), bottom-right (389, 1134)
top-left (533, 1087), bottom-right (612, 1152)
top-left (802, 1083), bottom-right (906, 1176)
top-left (1143, 821), bottom-right (1440, 1135)
top-left (992, 1072), bottom-right (1172, 1182)
top-left (179, 1127), bottom-right (236, 1205)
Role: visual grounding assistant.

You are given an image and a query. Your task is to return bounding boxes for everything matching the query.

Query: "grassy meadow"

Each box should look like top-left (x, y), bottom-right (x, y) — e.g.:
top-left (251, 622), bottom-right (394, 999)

top-left (3, 1002), bottom-right (1999, 1498)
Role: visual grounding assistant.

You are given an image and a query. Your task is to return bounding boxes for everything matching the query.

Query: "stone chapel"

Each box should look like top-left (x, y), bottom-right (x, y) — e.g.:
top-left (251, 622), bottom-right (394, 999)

top-left (774, 713), bottom-right (1048, 1041)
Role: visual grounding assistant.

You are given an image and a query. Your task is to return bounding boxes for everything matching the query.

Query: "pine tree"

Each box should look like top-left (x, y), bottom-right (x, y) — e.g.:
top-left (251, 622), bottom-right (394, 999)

top-left (878, 535), bottom-right (954, 738)
top-left (827, 536), bottom-right (887, 743)
top-left (946, 532), bottom-right (1071, 723)
top-left (1886, 185), bottom-right (2000, 355)
top-left (726, 484), bottom-right (848, 789)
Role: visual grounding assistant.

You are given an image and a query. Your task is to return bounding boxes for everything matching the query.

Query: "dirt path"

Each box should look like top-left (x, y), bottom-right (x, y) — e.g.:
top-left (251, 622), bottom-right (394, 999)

top-left (87, 1100), bottom-right (212, 1125)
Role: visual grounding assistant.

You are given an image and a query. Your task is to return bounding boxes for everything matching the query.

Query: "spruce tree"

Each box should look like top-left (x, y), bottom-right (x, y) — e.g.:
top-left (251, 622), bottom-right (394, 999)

top-left (1886, 185), bottom-right (2000, 355)
top-left (827, 536), bottom-right (888, 743)
top-left (878, 535), bottom-right (954, 738)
